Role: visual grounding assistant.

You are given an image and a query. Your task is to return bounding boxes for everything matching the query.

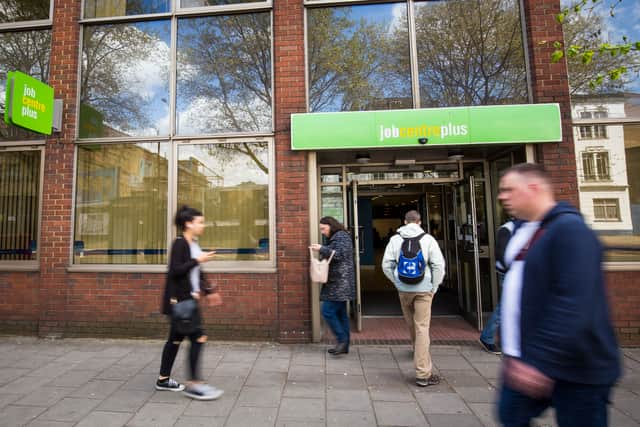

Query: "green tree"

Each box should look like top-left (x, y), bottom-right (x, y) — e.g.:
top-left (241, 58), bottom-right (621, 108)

top-left (554, 0), bottom-right (640, 90)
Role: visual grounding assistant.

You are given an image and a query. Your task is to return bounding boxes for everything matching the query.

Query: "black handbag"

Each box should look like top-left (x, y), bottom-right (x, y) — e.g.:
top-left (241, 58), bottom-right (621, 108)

top-left (171, 299), bottom-right (198, 335)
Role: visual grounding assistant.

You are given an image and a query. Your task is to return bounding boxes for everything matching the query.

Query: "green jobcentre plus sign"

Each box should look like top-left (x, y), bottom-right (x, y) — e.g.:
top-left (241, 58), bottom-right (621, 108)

top-left (291, 104), bottom-right (562, 150)
top-left (4, 71), bottom-right (54, 135)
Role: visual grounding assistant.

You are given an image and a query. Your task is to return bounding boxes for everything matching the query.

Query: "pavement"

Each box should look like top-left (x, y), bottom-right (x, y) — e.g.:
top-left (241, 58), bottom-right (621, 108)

top-left (0, 337), bottom-right (638, 427)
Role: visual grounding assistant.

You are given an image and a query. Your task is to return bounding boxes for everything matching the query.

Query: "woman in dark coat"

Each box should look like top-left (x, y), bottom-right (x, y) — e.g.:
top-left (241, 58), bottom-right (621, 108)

top-left (310, 216), bottom-right (355, 355)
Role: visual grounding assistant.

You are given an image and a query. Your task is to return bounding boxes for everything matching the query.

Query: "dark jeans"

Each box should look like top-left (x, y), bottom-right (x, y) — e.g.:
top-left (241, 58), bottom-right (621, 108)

top-left (498, 380), bottom-right (612, 427)
top-left (159, 308), bottom-right (204, 381)
top-left (321, 300), bottom-right (350, 345)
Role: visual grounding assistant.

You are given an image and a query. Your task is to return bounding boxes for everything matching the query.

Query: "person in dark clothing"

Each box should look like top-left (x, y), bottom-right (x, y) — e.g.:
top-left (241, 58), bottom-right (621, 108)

top-left (479, 219), bottom-right (520, 354)
top-left (157, 206), bottom-right (224, 401)
top-left (310, 216), bottom-right (355, 355)
top-left (497, 163), bottom-right (620, 427)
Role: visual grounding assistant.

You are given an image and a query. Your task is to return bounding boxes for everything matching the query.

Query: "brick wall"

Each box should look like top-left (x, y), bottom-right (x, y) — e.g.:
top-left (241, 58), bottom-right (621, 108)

top-left (522, 0), bottom-right (579, 206)
top-left (607, 271), bottom-right (640, 346)
top-left (273, 0), bottom-right (311, 343)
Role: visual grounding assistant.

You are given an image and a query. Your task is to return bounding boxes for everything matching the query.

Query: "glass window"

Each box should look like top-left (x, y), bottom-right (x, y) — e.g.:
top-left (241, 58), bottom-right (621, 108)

top-left (177, 142), bottom-right (270, 261)
top-left (0, 29), bottom-right (52, 141)
top-left (593, 199), bottom-right (620, 221)
top-left (321, 185), bottom-right (344, 224)
top-left (176, 13), bottom-right (272, 135)
top-left (0, 150), bottom-right (41, 262)
top-left (83, 0), bottom-right (170, 18)
top-left (581, 150), bottom-right (610, 181)
top-left (0, 0), bottom-right (50, 23)
top-left (80, 21), bottom-right (171, 138)
top-left (307, 3), bottom-right (412, 112)
top-left (74, 143), bottom-right (169, 264)
top-left (415, 0), bottom-right (527, 108)
top-left (180, 0), bottom-right (267, 7)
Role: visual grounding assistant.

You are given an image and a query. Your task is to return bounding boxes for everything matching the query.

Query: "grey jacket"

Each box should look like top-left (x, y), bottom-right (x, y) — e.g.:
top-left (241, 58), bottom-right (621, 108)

top-left (319, 230), bottom-right (356, 301)
top-left (382, 223), bottom-right (445, 293)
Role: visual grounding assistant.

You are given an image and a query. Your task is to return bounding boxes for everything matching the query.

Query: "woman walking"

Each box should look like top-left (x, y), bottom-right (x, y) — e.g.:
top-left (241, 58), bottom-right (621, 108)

top-left (310, 216), bottom-right (355, 355)
top-left (157, 206), bottom-right (224, 400)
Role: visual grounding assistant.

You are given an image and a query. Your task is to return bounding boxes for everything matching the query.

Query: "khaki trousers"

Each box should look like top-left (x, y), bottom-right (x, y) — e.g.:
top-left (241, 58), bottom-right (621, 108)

top-left (398, 291), bottom-right (434, 379)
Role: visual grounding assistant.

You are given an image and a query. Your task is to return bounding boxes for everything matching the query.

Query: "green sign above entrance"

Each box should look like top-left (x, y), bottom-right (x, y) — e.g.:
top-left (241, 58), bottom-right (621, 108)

top-left (4, 71), bottom-right (54, 135)
top-left (291, 104), bottom-right (562, 150)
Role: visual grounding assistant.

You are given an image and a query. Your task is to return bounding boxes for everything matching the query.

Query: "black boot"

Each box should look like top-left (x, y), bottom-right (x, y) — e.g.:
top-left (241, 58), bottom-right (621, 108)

top-left (330, 342), bottom-right (349, 355)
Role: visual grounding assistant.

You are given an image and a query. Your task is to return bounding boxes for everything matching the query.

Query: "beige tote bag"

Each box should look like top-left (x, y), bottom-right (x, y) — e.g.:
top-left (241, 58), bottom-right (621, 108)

top-left (309, 247), bottom-right (335, 283)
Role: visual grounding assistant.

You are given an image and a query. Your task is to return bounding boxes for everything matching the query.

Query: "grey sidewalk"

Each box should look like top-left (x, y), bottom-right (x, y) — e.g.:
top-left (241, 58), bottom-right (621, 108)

top-left (0, 337), bottom-right (638, 427)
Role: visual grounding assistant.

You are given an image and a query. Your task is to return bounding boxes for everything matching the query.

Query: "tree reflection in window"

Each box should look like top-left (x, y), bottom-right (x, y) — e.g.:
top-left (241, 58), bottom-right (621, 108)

top-left (80, 21), bottom-right (170, 138)
top-left (415, 0), bottom-right (528, 107)
top-left (176, 13), bottom-right (272, 134)
top-left (0, 30), bottom-right (51, 140)
top-left (308, 5), bottom-right (412, 112)
top-left (0, 0), bottom-right (50, 24)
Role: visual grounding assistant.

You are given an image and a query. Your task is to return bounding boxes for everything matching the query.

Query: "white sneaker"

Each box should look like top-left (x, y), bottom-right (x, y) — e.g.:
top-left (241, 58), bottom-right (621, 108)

top-left (183, 384), bottom-right (224, 401)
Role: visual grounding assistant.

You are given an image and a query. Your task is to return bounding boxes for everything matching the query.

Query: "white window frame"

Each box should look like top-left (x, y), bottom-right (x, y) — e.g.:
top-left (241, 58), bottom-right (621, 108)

top-left (592, 198), bottom-right (621, 222)
top-left (581, 149), bottom-right (610, 182)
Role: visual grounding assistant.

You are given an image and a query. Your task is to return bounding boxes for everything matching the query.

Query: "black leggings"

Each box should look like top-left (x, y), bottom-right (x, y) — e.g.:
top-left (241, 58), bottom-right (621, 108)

top-left (159, 311), bottom-right (205, 381)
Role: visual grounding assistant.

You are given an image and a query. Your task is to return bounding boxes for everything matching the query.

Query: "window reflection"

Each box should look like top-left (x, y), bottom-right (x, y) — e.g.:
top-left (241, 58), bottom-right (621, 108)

top-left (80, 21), bottom-right (170, 138)
top-left (0, 30), bottom-right (51, 141)
top-left (0, 151), bottom-right (40, 261)
top-left (307, 4), bottom-right (412, 112)
top-left (74, 143), bottom-right (169, 264)
top-left (83, 0), bottom-right (170, 18)
top-left (181, 0), bottom-right (267, 7)
top-left (415, 0), bottom-right (528, 107)
top-left (0, 0), bottom-right (50, 23)
top-left (176, 13), bottom-right (272, 135)
top-left (177, 142), bottom-right (270, 261)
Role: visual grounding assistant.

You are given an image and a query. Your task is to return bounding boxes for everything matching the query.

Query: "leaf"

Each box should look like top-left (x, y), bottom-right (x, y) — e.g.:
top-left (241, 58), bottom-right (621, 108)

top-left (581, 50), bottom-right (594, 64)
top-left (556, 13), bottom-right (565, 24)
top-left (553, 41), bottom-right (563, 49)
top-left (551, 50), bottom-right (564, 62)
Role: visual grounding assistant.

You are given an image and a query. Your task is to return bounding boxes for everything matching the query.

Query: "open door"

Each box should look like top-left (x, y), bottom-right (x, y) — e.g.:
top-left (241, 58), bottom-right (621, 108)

top-left (456, 175), bottom-right (484, 330)
top-left (347, 180), bottom-right (363, 332)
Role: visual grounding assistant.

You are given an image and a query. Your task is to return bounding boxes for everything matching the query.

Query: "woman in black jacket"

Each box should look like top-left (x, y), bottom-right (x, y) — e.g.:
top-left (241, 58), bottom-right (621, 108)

top-left (157, 206), bottom-right (223, 400)
top-left (310, 216), bottom-right (355, 355)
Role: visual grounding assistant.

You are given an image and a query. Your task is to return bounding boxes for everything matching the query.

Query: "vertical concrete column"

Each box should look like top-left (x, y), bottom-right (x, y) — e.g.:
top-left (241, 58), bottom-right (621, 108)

top-left (38, 0), bottom-right (81, 337)
top-left (522, 0), bottom-right (579, 206)
top-left (273, 0), bottom-right (311, 342)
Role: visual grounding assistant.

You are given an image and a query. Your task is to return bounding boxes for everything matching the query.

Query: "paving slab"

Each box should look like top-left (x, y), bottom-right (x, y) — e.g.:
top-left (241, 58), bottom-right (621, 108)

top-left (0, 338), bottom-right (636, 427)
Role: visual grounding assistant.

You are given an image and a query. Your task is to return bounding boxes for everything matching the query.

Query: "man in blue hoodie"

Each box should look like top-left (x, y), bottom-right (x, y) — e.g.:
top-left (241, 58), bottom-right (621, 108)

top-left (497, 163), bottom-right (620, 427)
top-left (382, 210), bottom-right (446, 387)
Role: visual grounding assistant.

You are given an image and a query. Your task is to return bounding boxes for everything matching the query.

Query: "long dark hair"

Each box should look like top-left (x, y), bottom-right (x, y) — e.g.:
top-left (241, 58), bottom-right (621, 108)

top-left (319, 216), bottom-right (346, 238)
top-left (174, 205), bottom-right (202, 231)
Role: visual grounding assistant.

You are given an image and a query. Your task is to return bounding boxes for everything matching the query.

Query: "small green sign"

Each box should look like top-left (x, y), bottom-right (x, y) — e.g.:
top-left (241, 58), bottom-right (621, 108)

top-left (4, 71), bottom-right (54, 135)
top-left (291, 104), bottom-right (562, 150)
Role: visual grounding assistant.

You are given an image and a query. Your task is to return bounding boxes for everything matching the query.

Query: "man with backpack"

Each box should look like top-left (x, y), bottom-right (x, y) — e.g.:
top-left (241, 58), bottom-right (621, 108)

top-left (382, 210), bottom-right (446, 387)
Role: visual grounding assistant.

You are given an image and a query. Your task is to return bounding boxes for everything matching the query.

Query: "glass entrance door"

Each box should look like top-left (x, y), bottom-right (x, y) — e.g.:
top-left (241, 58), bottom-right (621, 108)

top-left (455, 175), bottom-right (486, 330)
top-left (347, 180), bottom-right (363, 331)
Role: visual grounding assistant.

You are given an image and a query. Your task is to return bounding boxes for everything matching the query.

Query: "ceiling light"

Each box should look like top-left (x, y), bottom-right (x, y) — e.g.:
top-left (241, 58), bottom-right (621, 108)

top-left (355, 153), bottom-right (370, 164)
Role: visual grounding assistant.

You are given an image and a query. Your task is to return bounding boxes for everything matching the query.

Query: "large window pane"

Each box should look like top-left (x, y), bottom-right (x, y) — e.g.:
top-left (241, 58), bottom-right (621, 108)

top-left (177, 142), bottom-right (270, 261)
top-left (0, 150), bottom-right (40, 261)
top-left (83, 0), bottom-right (170, 18)
top-left (176, 13), bottom-right (272, 135)
top-left (180, 0), bottom-right (267, 7)
top-left (0, 0), bottom-right (50, 23)
top-left (307, 4), bottom-right (412, 112)
top-left (74, 143), bottom-right (169, 264)
top-left (0, 29), bottom-right (51, 141)
top-left (80, 21), bottom-right (170, 138)
top-left (415, 0), bottom-right (528, 108)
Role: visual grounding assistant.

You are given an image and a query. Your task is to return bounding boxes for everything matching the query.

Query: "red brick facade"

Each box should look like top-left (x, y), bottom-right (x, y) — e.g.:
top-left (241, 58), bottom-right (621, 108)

top-left (0, 0), bottom-right (637, 344)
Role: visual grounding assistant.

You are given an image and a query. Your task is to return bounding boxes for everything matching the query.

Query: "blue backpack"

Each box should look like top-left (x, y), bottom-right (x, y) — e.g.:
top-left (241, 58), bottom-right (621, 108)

top-left (397, 233), bottom-right (427, 284)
